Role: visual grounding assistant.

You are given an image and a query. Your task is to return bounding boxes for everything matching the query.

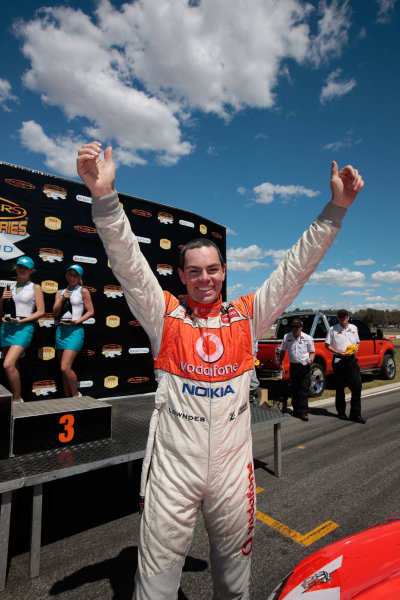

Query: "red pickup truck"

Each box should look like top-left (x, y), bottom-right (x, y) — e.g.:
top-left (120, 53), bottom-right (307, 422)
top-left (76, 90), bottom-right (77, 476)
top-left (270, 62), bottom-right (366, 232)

top-left (256, 312), bottom-right (396, 396)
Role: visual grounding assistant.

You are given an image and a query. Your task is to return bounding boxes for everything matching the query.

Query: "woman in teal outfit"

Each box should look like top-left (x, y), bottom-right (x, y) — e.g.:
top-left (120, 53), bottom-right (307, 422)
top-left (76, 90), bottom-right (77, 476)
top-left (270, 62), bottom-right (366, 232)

top-left (0, 256), bottom-right (45, 403)
top-left (53, 264), bottom-right (94, 398)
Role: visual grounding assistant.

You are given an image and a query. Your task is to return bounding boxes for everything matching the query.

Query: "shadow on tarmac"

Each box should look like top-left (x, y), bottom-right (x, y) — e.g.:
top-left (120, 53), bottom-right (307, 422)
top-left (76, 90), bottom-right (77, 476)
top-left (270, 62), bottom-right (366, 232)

top-left (308, 406), bottom-right (336, 417)
top-left (50, 546), bottom-right (137, 599)
top-left (48, 547), bottom-right (208, 600)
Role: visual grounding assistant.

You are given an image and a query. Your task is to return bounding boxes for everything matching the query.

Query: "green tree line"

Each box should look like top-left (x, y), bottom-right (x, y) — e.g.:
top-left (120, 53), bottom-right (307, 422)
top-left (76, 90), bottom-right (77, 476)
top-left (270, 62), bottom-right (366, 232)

top-left (287, 308), bottom-right (400, 328)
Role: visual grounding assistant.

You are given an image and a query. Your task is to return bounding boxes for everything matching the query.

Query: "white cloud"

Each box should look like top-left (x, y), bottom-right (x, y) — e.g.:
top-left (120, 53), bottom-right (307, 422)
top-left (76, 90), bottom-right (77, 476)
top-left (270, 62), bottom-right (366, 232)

top-left (14, 0), bottom-right (353, 166)
top-left (340, 290), bottom-right (369, 296)
top-left (309, 268), bottom-right (367, 287)
top-left (226, 227), bottom-right (237, 236)
top-left (371, 270), bottom-right (400, 283)
top-left (228, 244), bottom-right (286, 263)
top-left (353, 259), bottom-right (375, 266)
top-left (269, 249), bottom-right (288, 264)
top-left (322, 128), bottom-right (362, 152)
top-left (363, 301), bottom-right (400, 310)
top-left (227, 283), bottom-right (244, 296)
top-left (366, 296), bottom-right (385, 302)
top-left (252, 182), bottom-right (320, 205)
top-left (308, 0), bottom-right (352, 67)
top-left (19, 121), bottom-right (85, 177)
top-left (320, 68), bottom-right (356, 104)
top-left (207, 145), bottom-right (219, 156)
top-left (300, 299), bottom-right (329, 310)
top-left (227, 244), bottom-right (288, 271)
top-left (228, 260), bottom-right (270, 272)
top-left (394, 264), bottom-right (400, 268)
top-left (15, 5), bottom-right (192, 167)
top-left (0, 78), bottom-right (18, 111)
top-left (376, 0), bottom-right (397, 24)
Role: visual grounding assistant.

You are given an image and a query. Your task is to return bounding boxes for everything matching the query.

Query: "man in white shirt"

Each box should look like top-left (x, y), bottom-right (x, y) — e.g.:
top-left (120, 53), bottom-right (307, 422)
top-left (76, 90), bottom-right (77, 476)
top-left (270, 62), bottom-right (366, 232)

top-left (325, 309), bottom-right (366, 423)
top-left (279, 318), bottom-right (315, 421)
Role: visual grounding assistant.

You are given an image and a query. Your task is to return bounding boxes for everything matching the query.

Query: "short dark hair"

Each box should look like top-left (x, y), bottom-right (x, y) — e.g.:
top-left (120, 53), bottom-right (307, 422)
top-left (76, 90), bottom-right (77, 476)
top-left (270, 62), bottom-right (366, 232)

top-left (179, 238), bottom-right (225, 269)
top-left (337, 309), bottom-right (349, 318)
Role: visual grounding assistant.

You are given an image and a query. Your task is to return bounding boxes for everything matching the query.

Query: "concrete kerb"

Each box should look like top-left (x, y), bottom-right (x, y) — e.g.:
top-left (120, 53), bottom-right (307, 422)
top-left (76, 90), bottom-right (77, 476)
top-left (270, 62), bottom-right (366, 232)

top-left (310, 382), bottom-right (400, 409)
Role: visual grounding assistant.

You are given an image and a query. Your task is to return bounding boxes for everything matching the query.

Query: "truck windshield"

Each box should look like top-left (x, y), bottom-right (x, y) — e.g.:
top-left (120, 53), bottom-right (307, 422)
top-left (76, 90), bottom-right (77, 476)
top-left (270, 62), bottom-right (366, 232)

top-left (276, 314), bottom-right (315, 338)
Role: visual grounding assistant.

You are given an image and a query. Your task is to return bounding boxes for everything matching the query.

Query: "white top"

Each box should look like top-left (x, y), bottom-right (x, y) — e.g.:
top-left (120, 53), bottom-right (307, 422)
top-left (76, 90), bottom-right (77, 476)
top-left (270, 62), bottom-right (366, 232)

top-left (325, 323), bottom-right (360, 353)
top-left (61, 285), bottom-right (84, 321)
top-left (12, 281), bottom-right (36, 318)
top-left (281, 331), bottom-right (315, 365)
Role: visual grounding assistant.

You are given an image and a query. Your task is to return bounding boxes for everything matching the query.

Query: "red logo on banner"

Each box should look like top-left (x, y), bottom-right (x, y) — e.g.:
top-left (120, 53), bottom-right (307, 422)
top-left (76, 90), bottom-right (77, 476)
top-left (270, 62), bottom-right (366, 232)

top-left (5, 179), bottom-right (35, 190)
top-left (129, 320), bottom-right (142, 327)
top-left (79, 349), bottom-right (95, 357)
top-left (74, 225), bottom-right (97, 234)
top-left (132, 208), bottom-right (152, 217)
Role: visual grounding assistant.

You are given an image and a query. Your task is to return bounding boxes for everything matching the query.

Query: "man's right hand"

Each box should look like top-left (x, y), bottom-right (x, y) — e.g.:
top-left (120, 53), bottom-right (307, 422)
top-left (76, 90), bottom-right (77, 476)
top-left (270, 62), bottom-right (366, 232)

top-left (77, 141), bottom-right (116, 197)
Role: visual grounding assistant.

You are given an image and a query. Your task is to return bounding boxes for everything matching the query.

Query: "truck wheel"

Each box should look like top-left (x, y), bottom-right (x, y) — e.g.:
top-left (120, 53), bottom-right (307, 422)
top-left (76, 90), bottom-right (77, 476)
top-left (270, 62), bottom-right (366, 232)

top-left (309, 363), bottom-right (326, 397)
top-left (380, 353), bottom-right (396, 380)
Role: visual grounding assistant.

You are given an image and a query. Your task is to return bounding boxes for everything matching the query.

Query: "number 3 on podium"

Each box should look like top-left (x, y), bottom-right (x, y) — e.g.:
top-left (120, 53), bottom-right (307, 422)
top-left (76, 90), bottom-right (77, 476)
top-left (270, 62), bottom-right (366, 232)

top-left (59, 414), bottom-right (75, 443)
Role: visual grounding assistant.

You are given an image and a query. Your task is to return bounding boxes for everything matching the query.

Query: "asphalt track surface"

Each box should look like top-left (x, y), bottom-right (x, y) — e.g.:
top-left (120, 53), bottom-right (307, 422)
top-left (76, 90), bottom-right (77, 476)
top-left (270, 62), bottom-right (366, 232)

top-left (2, 384), bottom-right (400, 599)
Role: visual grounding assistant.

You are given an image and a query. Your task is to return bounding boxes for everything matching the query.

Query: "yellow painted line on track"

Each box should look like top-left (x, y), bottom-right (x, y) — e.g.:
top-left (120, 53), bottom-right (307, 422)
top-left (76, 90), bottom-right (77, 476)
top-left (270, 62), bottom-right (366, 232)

top-left (255, 487), bottom-right (338, 547)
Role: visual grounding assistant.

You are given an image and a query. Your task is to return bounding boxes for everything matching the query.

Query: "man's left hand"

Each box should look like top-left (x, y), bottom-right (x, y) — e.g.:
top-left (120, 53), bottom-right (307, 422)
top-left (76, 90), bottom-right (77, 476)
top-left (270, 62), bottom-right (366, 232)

top-left (330, 161), bottom-right (364, 208)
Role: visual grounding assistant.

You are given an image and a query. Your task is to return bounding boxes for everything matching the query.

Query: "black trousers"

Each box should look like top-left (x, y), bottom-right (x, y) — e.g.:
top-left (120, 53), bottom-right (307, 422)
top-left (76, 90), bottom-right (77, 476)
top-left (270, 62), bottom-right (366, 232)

top-left (289, 363), bottom-right (310, 414)
top-left (332, 355), bottom-right (362, 417)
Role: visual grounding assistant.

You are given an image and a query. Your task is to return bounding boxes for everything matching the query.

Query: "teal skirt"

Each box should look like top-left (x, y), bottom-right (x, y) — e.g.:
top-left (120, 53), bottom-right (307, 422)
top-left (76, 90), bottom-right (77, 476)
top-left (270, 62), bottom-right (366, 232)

top-left (55, 324), bottom-right (84, 351)
top-left (1, 321), bottom-right (34, 349)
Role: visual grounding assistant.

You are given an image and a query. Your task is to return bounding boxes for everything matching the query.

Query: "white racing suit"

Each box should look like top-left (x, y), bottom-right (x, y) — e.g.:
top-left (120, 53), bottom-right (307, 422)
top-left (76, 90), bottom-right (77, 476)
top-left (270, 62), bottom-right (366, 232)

top-left (92, 192), bottom-right (347, 600)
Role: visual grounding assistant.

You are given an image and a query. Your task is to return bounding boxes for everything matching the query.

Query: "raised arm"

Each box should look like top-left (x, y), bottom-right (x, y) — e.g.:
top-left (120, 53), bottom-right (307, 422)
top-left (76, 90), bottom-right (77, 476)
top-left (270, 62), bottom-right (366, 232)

top-left (251, 162), bottom-right (364, 341)
top-left (76, 142), bottom-right (166, 353)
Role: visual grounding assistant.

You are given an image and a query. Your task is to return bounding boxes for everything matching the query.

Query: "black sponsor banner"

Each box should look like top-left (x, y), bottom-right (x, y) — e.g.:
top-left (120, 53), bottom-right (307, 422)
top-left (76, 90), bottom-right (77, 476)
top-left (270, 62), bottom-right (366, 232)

top-left (0, 162), bottom-right (226, 400)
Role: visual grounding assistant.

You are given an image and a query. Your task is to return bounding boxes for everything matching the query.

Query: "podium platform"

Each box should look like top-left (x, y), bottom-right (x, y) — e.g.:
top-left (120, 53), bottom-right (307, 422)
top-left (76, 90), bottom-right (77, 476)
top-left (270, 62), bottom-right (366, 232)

top-left (12, 396), bottom-right (112, 455)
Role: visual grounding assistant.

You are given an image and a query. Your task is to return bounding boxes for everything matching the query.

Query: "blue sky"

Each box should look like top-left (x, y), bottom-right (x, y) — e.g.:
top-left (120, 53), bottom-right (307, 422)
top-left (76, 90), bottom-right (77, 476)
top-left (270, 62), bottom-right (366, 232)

top-left (1, 0), bottom-right (399, 311)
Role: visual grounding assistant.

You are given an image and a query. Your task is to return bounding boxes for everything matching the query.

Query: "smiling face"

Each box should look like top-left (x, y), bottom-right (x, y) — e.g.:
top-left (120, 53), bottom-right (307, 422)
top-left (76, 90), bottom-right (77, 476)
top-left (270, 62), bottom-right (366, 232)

top-left (178, 245), bottom-right (226, 304)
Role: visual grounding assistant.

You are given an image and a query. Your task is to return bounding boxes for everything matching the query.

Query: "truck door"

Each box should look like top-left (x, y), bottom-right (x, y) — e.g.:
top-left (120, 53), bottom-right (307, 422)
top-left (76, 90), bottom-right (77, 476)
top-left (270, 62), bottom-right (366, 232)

top-left (351, 318), bottom-right (378, 368)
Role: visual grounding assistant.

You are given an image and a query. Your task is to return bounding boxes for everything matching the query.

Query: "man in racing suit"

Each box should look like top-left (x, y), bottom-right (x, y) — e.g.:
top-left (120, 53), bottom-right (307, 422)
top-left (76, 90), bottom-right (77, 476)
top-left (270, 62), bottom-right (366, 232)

top-left (77, 142), bottom-right (364, 600)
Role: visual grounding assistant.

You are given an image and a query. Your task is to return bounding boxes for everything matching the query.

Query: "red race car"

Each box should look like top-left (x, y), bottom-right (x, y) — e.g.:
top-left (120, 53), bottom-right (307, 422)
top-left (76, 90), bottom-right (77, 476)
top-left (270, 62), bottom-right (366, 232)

top-left (267, 516), bottom-right (400, 599)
